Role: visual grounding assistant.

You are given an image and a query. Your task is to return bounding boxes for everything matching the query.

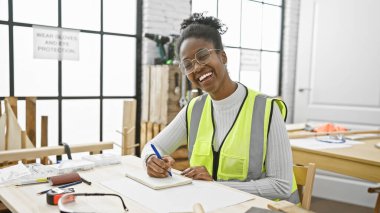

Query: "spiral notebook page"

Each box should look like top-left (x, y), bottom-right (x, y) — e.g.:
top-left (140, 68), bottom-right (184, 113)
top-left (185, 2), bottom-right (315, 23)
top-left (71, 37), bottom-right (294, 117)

top-left (125, 166), bottom-right (192, 190)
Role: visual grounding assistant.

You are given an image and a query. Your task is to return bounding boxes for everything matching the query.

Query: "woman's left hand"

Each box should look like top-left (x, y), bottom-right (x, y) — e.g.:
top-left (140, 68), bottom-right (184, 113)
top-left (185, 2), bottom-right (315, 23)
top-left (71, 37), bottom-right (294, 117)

top-left (181, 166), bottom-right (213, 181)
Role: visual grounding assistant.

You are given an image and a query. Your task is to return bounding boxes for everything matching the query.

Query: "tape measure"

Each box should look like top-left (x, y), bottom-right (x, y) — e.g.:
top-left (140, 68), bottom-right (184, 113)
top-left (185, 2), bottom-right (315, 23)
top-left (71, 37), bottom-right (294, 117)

top-left (46, 188), bottom-right (75, 205)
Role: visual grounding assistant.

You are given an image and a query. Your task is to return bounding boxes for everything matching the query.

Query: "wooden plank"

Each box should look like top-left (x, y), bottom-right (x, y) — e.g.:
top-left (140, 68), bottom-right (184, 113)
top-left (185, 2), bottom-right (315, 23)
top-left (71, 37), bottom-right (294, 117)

top-left (26, 97), bottom-right (36, 147)
top-left (0, 99), bottom-right (2, 115)
top-left (160, 66), bottom-right (169, 125)
top-left (140, 122), bottom-right (147, 152)
top-left (122, 127), bottom-right (137, 155)
top-left (122, 99), bottom-right (137, 155)
top-left (292, 147), bottom-right (380, 182)
top-left (167, 65), bottom-right (182, 123)
top-left (146, 65), bottom-right (182, 125)
top-left (0, 102), bottom-right (5, 151)
top-left (0, 142), bottom-right (114, 162)
top-left (146, 122), bottom-right (153, 141)
top-left (153, 123), bottom-right (160, 137)
top-left (21, 131), bottom-right (27, 164)
top-left (141, 65), bottom-right (151, 122)
top-left (123, 99), bottom-right (137, 129)
top-left (159, 123), bottom-right (166, 132)
top-left (8, 97), bottom-right (17, 118)
top-left (4, 99), bottom-right (10, 150)
top-left (41, 116), bottom-right (49, 164)
top-left (149, 66), bottom-right (160, 123)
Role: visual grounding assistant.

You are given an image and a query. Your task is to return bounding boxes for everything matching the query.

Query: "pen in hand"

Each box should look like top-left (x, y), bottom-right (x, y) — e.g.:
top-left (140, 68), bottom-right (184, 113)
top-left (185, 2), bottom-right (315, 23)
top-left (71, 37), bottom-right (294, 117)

top-left (150, 144), bottom-right (172, 177)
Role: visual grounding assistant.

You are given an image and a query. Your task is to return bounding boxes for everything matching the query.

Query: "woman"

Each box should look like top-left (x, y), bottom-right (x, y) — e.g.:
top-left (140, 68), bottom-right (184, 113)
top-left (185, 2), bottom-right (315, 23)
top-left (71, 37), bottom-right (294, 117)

top-left (142, 13), bottom-right (299, 203)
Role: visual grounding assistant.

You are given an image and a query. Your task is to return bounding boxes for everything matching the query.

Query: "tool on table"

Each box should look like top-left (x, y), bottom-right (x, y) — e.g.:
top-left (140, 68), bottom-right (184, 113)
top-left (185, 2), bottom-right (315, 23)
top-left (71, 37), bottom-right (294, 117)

top-left (58, 193), bottom-right (129, 212)
top-left (46, 187), bottom-right (75, 205)
top-left (50, 172), bottom-right (81, 186)
top-left (15, 178), bottom-right (49, 186)
top-left (150, 144), bottom-right (172, 177)
top-left (288, 129), bottom-right (380, 139)
top-left (316, 135), bottom-right (346, 144)
top-left (179, 74), bottom-right (188, 108)
top-left (38, 180), bottom-right (82, 195)
top-left (50, 172), bottom-right (91, 185)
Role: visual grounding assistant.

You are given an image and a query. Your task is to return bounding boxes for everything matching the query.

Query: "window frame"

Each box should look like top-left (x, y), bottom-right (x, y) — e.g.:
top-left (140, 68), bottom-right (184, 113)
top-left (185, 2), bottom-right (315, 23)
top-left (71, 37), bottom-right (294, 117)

top-left (0, 0), bottom-right (143, 158)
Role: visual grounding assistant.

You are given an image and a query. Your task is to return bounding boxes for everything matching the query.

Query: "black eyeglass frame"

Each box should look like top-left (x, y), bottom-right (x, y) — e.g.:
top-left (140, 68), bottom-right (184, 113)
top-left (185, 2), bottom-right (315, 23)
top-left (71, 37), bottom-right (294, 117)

top-left (58, 193), bottom-right (128, 213)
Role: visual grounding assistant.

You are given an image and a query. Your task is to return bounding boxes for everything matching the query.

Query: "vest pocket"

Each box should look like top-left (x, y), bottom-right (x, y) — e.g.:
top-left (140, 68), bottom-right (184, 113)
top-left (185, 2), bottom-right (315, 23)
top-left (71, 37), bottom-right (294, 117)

top-left (219, 153), bottom-right (246, 179)
top-left (192, 141), bottom-right (211, 156)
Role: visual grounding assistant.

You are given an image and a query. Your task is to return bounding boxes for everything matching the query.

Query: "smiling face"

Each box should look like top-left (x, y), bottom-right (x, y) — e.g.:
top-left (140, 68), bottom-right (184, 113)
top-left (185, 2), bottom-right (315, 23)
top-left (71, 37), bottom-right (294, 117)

top-left (179, 37), bottom-right (235, 100)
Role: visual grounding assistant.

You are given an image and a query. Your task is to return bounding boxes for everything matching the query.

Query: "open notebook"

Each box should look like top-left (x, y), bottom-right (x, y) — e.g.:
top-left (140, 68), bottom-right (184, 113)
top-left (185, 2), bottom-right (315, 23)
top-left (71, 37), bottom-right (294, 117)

top-left (125, 167), bottom-right (192, 190)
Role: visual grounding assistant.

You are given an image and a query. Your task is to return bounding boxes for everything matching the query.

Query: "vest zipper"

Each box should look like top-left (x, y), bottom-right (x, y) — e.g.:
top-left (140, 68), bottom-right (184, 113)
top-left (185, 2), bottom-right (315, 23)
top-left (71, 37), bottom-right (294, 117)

top-left (211, 85), bottom-right (249, 180)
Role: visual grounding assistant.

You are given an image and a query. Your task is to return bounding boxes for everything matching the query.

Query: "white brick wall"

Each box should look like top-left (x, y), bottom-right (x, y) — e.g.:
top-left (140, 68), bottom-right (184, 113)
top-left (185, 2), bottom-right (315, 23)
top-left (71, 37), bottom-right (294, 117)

top-left (281, 0), bottom-right (300, 123)
top-left (142, 0), bottom-right (191, 65)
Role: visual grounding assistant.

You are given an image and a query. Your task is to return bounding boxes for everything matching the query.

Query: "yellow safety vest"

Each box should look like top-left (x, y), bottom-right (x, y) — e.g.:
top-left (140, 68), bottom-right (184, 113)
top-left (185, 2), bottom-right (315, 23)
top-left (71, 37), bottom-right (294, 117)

top-left (186, 86), bottom-right (299, 204)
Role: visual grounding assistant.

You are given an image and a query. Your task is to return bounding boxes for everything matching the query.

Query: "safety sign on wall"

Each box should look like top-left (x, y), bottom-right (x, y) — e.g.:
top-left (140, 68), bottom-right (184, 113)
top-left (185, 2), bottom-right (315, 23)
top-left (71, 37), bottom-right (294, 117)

top-left (33, 25), bottom-right (79, 61)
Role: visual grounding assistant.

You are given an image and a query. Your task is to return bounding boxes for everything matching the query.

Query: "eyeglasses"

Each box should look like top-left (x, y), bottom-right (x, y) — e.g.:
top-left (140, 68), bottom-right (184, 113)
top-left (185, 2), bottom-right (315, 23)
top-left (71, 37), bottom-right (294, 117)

top-left (179, 48), bottom-right (221, 75)
top-left (316, 134), bottom-right (346, 143)
top-left (58, 193), bottom-right (128, 213)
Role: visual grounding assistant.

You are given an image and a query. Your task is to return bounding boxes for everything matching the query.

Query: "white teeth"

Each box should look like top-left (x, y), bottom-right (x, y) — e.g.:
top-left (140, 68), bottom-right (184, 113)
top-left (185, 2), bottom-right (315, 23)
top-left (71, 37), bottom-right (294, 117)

top-left (199, 72), bottom-right (212, 82)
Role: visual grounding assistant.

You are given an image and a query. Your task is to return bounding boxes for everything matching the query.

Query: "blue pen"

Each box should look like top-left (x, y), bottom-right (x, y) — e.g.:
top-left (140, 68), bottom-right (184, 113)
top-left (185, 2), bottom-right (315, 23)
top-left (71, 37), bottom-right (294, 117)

top-left (151, 144), bottom-right (172, 177)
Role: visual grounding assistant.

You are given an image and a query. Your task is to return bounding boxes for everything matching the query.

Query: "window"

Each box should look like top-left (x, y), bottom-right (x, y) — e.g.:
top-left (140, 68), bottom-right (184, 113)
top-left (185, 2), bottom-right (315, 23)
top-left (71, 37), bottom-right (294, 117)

top-left (0, 24), bottom-right (9, 97)
top-left (0, 0), bottom-right (142, 159)
top-left (192, 0), bottom-right (283, 96)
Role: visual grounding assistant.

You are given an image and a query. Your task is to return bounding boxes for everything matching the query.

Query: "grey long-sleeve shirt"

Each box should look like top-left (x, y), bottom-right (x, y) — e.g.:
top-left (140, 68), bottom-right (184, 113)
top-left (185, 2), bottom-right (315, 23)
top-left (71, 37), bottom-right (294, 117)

top-left (141, 82), bottom-right (293, 200)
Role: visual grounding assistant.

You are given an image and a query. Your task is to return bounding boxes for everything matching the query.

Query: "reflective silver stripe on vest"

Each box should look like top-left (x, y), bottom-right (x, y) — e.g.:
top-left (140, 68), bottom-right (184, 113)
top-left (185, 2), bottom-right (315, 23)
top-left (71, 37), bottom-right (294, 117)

top-left (288, 189), bottom-right (301, 204)
top-left (248, 94), bottom-right (267, 180)
top-left (188, 94), bottom-right (208, 159)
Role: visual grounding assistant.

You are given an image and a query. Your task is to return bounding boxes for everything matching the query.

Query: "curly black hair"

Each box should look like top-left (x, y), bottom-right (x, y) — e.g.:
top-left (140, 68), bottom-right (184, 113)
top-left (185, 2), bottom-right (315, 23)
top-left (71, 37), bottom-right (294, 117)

top-left (176, 12), bottom-right (228, 57)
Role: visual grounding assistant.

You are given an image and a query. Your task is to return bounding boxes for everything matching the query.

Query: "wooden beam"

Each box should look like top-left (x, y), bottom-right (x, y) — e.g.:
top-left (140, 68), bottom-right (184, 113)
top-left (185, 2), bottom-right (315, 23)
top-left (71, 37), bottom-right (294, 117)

top-left (4, 99), bottom-right (9, 150)
top-left (26, 97), bottom-right (36, 147)
top-left (140, 122), bottom-right (147, 152)
top-left (153, 123), bottom-right (160, 137)
top-left (0, 142), bottom-right (114, 163)
top-left (8, 97), bottom-right (17, 118)
top-left (21, 131), bottom-right (27, 164)
top-left (141, 65), bottom-right (150, 122)
top-left (147, 122), bottom-right (153, 141)
top-left (122, 127), bottom-right (136, 155)
top-left (149, 66), bottom-right (160, 123)
top-left (122, 99), bottom-right (136, 155)
top-left (41, 116), bottom-right (49, 164)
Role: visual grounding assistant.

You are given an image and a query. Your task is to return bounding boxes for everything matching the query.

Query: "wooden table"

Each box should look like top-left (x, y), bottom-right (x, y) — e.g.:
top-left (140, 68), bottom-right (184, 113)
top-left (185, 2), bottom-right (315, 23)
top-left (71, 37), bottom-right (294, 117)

top-left (0, 156), bottom-right (273, 213)
top-left (291, 137), bottom-right (380, 183)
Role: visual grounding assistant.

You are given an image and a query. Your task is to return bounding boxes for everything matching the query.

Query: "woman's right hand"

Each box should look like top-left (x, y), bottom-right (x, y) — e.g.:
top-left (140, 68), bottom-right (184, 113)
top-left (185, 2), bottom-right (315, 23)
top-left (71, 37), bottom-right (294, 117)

top-left (146, 155), bottom-right (175, 178)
